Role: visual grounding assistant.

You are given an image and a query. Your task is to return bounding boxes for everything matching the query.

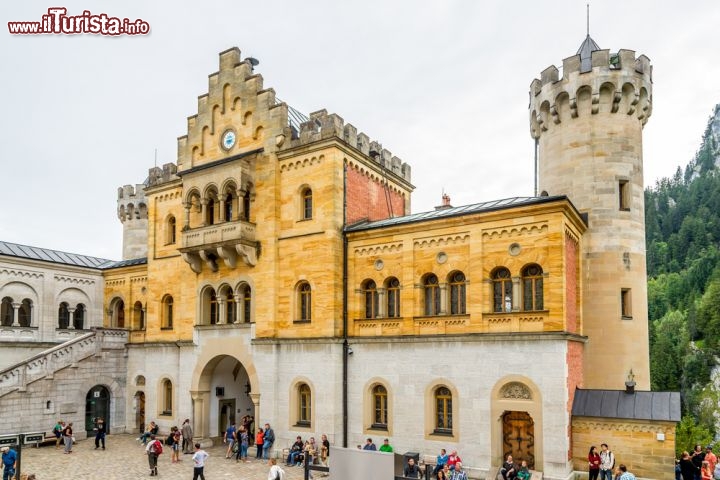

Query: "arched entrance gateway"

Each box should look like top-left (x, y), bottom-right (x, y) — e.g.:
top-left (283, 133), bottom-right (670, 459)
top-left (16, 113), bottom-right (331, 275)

top-left (85, 385), bottom-right (110, 435)
top-left (491, 377), bottom-right (543, 471)
top-left (191, 352), bottom-right (259, 441)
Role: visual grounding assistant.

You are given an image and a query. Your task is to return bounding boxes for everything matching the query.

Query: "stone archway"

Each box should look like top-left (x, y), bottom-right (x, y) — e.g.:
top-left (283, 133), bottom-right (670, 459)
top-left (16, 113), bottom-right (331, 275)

top-left (491, 377), bottom-right (543, 471)
top-left (190, 344), bottom-right (259, 441)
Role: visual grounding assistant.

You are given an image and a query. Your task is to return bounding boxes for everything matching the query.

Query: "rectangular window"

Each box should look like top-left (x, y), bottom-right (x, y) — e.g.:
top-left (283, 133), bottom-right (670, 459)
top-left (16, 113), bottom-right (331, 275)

top-left (621, 288), bottom-right (632, 319)
top-left (619, 180), bottom-right (630, 211)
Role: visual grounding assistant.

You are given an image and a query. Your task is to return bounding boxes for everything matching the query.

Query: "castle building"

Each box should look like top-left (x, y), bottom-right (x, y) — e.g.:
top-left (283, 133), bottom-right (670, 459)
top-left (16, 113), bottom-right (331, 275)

top-left (0, 37), bottom-right (679, 479)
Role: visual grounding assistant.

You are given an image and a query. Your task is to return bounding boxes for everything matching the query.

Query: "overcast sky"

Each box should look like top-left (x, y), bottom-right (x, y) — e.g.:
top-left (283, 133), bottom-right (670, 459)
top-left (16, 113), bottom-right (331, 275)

top-left (1, 1), bottom-right (719, 260)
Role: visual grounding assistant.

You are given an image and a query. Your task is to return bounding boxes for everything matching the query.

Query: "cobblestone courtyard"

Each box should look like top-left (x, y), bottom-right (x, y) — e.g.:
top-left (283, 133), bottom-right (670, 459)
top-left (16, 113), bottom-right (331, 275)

top-left (18, 434), bottom-right (309, 480)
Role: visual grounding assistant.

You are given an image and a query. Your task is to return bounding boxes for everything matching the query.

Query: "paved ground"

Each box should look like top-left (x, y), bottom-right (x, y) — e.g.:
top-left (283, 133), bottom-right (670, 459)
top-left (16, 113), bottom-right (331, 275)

top-left (18, 434), bottom-right (313, 479)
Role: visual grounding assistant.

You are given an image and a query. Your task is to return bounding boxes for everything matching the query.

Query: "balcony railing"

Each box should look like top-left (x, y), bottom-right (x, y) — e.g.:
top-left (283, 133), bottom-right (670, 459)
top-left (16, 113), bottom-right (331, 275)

top-left (180, 220), bottom-right (258, 272)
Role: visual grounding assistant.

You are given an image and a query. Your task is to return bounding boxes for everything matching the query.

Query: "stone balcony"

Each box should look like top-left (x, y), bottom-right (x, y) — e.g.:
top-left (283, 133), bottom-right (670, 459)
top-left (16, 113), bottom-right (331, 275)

top-left (179, 220), bottom-right (259, 273)
top-left (482, 311), bottom-right (550, 333)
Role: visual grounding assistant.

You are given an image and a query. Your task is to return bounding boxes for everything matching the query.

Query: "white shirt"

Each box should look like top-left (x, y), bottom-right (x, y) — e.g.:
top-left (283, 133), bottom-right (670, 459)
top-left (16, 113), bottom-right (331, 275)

top-left (268, 464), bottom-right (285, 480)
top-left (193, 450), bottom-right (209, 468)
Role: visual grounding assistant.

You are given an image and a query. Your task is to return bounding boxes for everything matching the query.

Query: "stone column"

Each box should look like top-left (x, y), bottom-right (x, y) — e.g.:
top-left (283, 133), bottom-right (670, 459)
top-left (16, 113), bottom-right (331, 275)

top-left (377, 288), bottom-right (386, 318)
top-left (249, 393), bottom-right (261, 431)
top-left (233, 294), bottom-right (242, 324)
top-left (183, 203), bottom-right (191, 230)
top-left (512, 277), bottom-right (521, 312)
top-left (10, 302), bottom-right (20, 326)
top-left (238, 189), bottom-right (247, 221)
top-left (67, 307), bottom-right (76, 329)
top-left (217, 297), bottom-right (227, 324)
top-left (200, 199), bottom-right (209, 227)
top-left (191, 390), bottom-right (210, 440)
top-left (439, 283), bottom-right (448, 315)
top-left (141, 306), bottom-right (147, 330)
top-left (218, 194), bottom-right (227, 222)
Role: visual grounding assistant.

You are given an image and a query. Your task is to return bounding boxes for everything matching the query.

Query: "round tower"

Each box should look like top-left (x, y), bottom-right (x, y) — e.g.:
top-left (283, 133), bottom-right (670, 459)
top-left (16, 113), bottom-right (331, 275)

top-left (117, 183), bottom-right (149, 260)
top-left (529, 37), bottom-right (652, 390)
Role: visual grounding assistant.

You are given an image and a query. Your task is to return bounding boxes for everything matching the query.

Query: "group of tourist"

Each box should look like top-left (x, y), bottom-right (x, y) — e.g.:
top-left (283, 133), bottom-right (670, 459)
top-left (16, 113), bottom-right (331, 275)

top-left (587, 443), bottom-right (637, 480)
top-left (360, 441), bottom-right (469, 479)
top-left (52, 419), bottom-right (75, 454)
top-left (676, 445), bottom-right (717, 480)
top-left (284, 433), bottom-right (330, 468)
top-left (223, 418), bottom-right (277, 463)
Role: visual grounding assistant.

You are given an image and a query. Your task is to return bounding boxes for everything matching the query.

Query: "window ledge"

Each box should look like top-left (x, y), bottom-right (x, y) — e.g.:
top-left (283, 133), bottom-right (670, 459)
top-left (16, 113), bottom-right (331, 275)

top-left (369, 424), bottom-right (388, 431)
top-left (621, 315), bottom-right (633, 321)
top-left (297, 218), bottom-right (313, 222)
top-left (160, 327), bottom-right (174, 331)
top-left (431, 429), bottom-right (454, 437)
top-left (293, 320), bottom-right (311, 324)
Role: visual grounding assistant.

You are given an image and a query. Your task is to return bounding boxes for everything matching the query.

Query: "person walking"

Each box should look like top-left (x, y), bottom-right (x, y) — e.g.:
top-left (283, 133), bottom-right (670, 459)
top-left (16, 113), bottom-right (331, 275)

top-left (182, 419), bottom-right (194, 454)
top-left (267, 458), bottom-right (286, 480)
top-left (94, 417), bottom-right (107, 450)
top-left (223, 422), bottom-right (237, 459)
top-left (1, 446), bottom-right (17, 480)
top-left (192, 443), bottom-right (209, 480)
top-left (62, 422), bottom-right (74, 454)
top-left (52, 420), bottom-right (64, 450)
top-left (145, 434), bottom-right (163, 476)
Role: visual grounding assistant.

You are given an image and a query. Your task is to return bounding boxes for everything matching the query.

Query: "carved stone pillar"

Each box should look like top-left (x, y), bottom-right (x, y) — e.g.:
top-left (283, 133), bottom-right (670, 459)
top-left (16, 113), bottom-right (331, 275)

top-left (183, 203), bottom-right (191, 230)
top-left (439, 283), bottom-right (448, 315)
top-left (377, 288), bottom-right (386, 318)
top-left (200, 199), bottom-right (209, 227)
top-left (191, 390), bottom-right (210, 440)
top-left (238, 189), bottom-right (247, 221)
top-left (218, 194), bottom-right (227, 223)
top-left (10, 302), bottom-right (20, 326)
top-left (217, 297), bottom-right (227, 324)
top-left (512, 277), bottom-right (521, 312)
top-left (67, 307), bottom-right (76, 329)
top-left (249, 392), bottom-right (261, 430)
top-left (233, 294), bottom-right (242, 324)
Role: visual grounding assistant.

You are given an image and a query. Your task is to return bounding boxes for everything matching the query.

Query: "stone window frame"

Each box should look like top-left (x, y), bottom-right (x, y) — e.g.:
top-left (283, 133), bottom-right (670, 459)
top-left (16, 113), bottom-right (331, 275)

top-left (422, 273), bottom-right (441, 316)
top-left (361, 279), bottom-right (379, 319)
top-left (385, 277), bottom-right (401, 318)
top-left (166, 215), bottom-right (177, 245)
top-left (289, 377), bottom-right (315, 431)
top-left (159, 377), bottom-right (174, 417)
top-left (363, 378), bottom-right (393, 436)
top-left (295, 281), bottom-right (312, 323)
top-left (448, 270), bottom-right (467, 315)
top-left (300, 185), bottom-right (313, 220)
top-left (521, 264), bottom-right (545, 312)
top-left (491, 267), bottom-right (513, 313)
top-left (161, 294), bottom-right (174, 329)
top-left (424, 380), bottom-right (459, 441)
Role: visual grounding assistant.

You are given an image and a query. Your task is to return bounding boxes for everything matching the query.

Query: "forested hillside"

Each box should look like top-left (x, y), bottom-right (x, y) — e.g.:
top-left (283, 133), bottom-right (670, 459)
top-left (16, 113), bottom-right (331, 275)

top-left (645, 104), bottom-right (720, 451)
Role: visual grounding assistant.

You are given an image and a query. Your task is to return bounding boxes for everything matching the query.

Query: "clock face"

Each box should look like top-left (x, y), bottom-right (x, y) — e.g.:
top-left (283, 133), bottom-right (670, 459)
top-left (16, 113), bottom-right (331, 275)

top-left (221, 130), bottom-right (236, 150)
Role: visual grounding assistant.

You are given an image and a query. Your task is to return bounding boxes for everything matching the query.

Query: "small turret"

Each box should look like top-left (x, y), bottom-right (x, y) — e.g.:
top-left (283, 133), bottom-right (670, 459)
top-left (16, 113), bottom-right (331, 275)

top-left (117, 183), bottom-right (148, 260)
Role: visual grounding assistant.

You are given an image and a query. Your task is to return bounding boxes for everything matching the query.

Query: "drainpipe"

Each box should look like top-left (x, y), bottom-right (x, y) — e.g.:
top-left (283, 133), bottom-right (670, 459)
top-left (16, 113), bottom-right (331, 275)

top-left (342, 163), bottom-right (349, 448)
top-left (534, 138), bottom-right (539, 197)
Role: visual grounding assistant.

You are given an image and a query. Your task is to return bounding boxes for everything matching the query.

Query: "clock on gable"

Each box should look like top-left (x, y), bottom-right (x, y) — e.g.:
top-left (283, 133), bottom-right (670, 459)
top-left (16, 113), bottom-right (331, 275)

top-left (221, 129), bottom-right (236, 151)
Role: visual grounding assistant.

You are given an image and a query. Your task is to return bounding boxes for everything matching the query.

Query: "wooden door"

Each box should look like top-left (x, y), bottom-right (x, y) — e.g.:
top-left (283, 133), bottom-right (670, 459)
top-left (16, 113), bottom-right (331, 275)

top-left (502, 411), bottom-right (535, 468)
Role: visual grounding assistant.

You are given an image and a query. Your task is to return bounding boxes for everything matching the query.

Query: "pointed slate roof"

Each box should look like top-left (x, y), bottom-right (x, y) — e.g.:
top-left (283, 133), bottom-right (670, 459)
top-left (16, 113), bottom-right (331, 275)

top-left (576, 35), bottom-right (601, 72)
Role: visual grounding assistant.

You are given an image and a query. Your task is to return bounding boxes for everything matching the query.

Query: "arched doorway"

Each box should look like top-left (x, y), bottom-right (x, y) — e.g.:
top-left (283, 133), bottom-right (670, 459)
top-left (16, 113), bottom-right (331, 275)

top-left (135, 391), bottom-right (146, 433)
top-left (191, 350), bottom-right (259, 440)
top-left (85, 385), bottom-right (110, 435)
top-left (502, 411), bottom-right (535, 468)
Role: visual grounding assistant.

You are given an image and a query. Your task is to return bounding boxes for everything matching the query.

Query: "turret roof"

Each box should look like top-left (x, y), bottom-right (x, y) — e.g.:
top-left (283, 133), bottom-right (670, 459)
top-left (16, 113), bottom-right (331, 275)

top-left (576, 35), bottom-right (600, 72)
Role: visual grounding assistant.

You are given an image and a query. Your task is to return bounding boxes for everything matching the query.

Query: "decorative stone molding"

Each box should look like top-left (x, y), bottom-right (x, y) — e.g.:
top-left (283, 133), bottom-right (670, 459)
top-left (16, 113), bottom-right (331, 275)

top-left (0, 268), bottom-right (43, 279)
top-left (500, 381), bottom-right (533, 400)
top-left (279, 155), bottom-right (324, 172)
top-left (573, 419), bottom-right (669, 433)
top-left (482, 223), bottom-right (548, 240)
top-left (106, 279), bottom-right (126, 287)
top-left (354, 243), bottom-right (403, 256)
top-left (54, 275), bottom-right (95, 285)
top-left (413, 234), bottom-right (470, 249)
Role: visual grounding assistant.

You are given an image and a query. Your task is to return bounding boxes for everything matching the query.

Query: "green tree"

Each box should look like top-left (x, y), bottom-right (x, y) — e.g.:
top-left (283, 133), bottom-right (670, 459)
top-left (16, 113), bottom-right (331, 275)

top-left (675, 415), bottom-right (713, 457)
top-left (649, 311), bottom-right (688, 391)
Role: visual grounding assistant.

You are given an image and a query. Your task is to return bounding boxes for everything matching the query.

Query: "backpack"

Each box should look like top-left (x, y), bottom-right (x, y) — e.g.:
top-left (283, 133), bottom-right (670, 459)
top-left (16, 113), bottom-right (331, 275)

top-left (165, 434), bottom-right (174, 446)
top-left (150, 440), bottom-right (163, 455)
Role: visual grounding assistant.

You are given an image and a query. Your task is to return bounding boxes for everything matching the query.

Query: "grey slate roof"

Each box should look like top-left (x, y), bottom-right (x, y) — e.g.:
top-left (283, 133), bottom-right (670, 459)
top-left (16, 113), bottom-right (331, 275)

top-left (572, 389), bottom-right (681, 422)
top-left (345, 195), bottom-right (571, 232)
top-left (0, 240), bottom-right (115, 269)
top-left (576, 35), bottom-right (601, 72)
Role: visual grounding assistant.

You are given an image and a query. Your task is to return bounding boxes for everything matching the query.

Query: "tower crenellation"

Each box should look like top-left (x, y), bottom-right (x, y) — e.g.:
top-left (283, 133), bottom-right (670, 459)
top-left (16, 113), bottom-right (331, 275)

top-left (117, 183), bottom-right (148, 260)
top-left (529, 38), bottom-right (652, 391)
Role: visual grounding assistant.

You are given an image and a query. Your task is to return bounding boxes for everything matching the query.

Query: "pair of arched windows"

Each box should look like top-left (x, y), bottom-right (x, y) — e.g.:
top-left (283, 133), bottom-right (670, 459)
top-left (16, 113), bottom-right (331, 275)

top-left (360, 277), bottom-right (401, 319)
top-left (201, 284), bottom-right (252, 325)
top-left (422, 272), bottom-right (467, 316)
top-left (0, 297), bottom-right (32, 327)
top-left (58, 302), bottom-right (85, 329)
top-left (492, 264), bottom-right (544, 313)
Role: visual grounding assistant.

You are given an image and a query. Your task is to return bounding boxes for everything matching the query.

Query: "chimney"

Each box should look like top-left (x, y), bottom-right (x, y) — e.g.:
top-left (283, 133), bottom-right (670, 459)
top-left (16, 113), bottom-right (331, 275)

top-left (435, 193), bottom-right (453, 211)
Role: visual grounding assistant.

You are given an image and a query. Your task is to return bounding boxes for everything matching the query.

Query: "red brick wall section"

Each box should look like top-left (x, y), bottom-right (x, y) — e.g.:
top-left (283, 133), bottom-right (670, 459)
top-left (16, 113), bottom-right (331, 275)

top-left (567, 341), bottom-right (584, 460)
top-left (346, 165), bottom-right (406, 225)
top-left (565, 233), bottom-right (579, 333)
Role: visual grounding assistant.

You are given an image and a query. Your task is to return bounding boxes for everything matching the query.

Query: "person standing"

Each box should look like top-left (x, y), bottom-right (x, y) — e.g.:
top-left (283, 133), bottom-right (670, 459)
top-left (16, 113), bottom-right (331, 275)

top-left (599, 444), bottom-right (615, 480)
top-left (224, 422), bottom-right (237, 459)
top-left (379, 438), bottom-right (393, 453)
top-left (681, 452), bottom-right (697, 480)
top-left (53, 420), bottom-right (64, 450)
top-left (693, 445), bottom-right (706, 480)
top-left (263, 423), bottom-right (275, 461)
top-left (267, 458), bottom-right (286, 480)
top-left (94, 417), bottom-right (107, 450)
top-left (172, 426), bottom-right (182, 463)
top-left (704, 446), bottom-right (717, 476)
top-left (1, 446), bottom-right (17, 480)
top-left (62, 421), bottom-right (74, 454)
top-left (182, 419), bottom-right (194, 454)
top-left (255, 427), bottom-right (265, 459)
top-left (588, 445), bottom-right (601, 480)
top-left (145, 434), bottom-right (163, 476)
top-left (320, 434), bottom-right (330, 468)
top-left (236, 426), bottom-right (249, 463)
top-left (192, 443), bottom-right (209, 480)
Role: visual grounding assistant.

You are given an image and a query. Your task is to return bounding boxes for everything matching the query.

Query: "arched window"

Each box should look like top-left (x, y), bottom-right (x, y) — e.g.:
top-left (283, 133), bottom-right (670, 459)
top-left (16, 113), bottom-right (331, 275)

top-left (298, 383), bottom-right (311, 426)
top-left (362, 280), bottom-right (378, 319)
top-left (1, 297), bottom-right (13, 326)
top-left (424, 274), bottom-right (440, 316)
top-left (242, 190), bottom-right (251, 221)
top-left (18, 299), bottom-right (32, 327)
top-left (386, 277), bottom-right (401, 318)
top-left (372, 385), bottom-right (388, 429)
top-left (167, 216), bottom-right (176, 244)
top-left (162, 295), bottom-right (173, 329)
top-left (161, 379), bottom-right (173, 415)
top-left (239, 284), bottom-right (252, 323)
top-left (116, 300), bottom-right (125, 328)
top-left (449, 271), bottom-right (466, 315)
top-left (206, 198), bottom-right (216, 226)
top-left (224, 194), bottom-right (233, 222)
top-left (492, 268), bottom-right (513, 313)
top-left (522, 264), bottom-right (544, 311)
top-left (58, 302), bottom-right (70, 329)
top-left (302, 188), bottom-right (313, 220)
top-left (298, 282), bottom-right (311, 321)
top-left (434, 386), bottom-right (453, 434)
top-left (73, 304), bottom-right (85, 330)
top-left (225, 289), bottom-right (235, 324)
top-left (133, 301), bottom-right (145, 330)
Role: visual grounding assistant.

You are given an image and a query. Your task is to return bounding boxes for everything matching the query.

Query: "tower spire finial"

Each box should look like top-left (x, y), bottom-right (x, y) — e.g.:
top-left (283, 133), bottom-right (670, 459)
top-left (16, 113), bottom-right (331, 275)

top-left (586, 3), bottom-right (590, 37)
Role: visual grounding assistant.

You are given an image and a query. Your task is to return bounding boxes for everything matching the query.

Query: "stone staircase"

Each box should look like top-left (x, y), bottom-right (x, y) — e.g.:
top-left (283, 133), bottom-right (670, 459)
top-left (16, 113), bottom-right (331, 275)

top-left (0, 327), bottom-right (128, 398)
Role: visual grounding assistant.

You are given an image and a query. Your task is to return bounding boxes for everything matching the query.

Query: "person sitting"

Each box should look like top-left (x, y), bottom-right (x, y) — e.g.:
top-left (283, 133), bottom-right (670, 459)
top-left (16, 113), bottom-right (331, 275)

top-left (303, 437), bottom-right (318, 466)
top-left (447, 451), bottom-right (461, 471)
top-left (516, 460), bottom-right (531, 480)
top-left (286, 436), bottom-right (304, 466)
top-left (501, 455), bottom-right (517, 480)
top-left (363, 438), bottom-right (377, 451)
top-left (379, 438), bottom-right (393, 453)
top-left (404, 457), bottom-right (421, 479)
top-left (139, 421), bottom-right (158, 445)
top-left (452, 462), bottom-right (468, 480)
top-left (434, 448), bottom-right (449, 475)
